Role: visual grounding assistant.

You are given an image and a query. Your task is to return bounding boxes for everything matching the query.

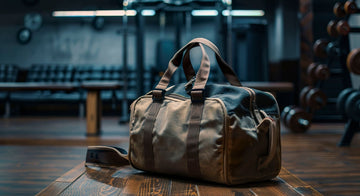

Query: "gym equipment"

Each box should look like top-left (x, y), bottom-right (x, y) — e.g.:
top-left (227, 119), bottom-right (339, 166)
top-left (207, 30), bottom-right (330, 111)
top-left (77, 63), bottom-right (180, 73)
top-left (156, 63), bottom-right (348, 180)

top-left (313, 39), bottom-right (339, 58)
top-left (344, 1), bottom-right (359, 14)
top-left (336, 20), bottom-right (360, 36)
top-left (333, 2), bottom-right (347, 17)
top-left (313, 39), bottom-right (329, 58)
top-left (306, 88), bottom-right (327, 110)
top-left (24, 13), bottom-right (42, 31)
top-left (299, 86), bottom-right (311, 108)
top-left (337, 88), bottom-right (356, 116)
top-left (347, 48), bottom-right (360, 74)
top-left (281, 106), bottom-right (312, 133)
top-left (16, 27), bottom-right (32, 44)
top-left (327, 20), bottom-right (339, 37)
top-left (307, 63), bottom-right (330, 82)
top-left (337, 89), bottom-right (360, 146)
top-left (345, 91), bottom-right (360, 121)
top-left (299, 86), bottom-right (327, 110)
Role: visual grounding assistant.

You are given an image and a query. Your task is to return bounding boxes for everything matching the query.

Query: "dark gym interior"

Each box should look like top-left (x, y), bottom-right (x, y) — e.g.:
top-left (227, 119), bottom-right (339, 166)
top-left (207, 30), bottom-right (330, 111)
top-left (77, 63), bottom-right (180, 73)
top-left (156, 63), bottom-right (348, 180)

top-left (0, 0), bottom-right (359, 195)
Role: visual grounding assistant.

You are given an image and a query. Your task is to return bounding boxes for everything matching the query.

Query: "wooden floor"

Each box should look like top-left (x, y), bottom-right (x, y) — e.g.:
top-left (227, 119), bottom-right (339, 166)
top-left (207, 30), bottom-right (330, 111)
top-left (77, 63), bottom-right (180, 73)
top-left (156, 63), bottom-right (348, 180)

top-left (0, 117), bottom-right (359, 195)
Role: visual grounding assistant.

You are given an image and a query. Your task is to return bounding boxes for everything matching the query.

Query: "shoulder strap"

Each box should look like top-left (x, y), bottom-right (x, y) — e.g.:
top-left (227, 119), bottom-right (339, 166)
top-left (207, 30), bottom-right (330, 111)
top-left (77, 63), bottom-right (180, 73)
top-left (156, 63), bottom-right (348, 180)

top-left (85, 146), bottom-right (130, 167)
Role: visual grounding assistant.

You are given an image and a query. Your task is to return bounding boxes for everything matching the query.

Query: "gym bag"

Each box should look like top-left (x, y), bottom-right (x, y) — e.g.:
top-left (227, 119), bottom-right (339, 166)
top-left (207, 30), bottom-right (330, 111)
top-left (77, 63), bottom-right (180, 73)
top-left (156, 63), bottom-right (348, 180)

top-left (86, 38), bottom-right (281, 185)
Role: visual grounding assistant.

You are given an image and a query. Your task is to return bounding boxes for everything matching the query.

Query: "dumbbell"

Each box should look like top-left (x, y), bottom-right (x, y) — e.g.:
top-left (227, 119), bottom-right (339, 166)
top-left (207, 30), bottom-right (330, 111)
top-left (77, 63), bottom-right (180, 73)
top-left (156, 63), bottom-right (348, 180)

top-left (337, 88), bottom-right (360, 121)
top-left (313, 39), bottom-right (339, 58)
top-left (299, 86), bottom-right (327, 110)
top-left (335, 20), bottom-right (360, 36)
top-left (307, 63), bottom-right (330, 82)
top-left (345, 91), bottom-right (360, 121)
top-left (337, 88), bottom-right (356, 116)
top-left (347, 48), bottom-right (360, 74)
top-left (333, 2), bottom-right (347, 17)
top-left (281, 105), bottom-right (312, 133)
top-left (344, 1), bottom-right (360, 14)
top-left (327, 20), bottom-right (340, 37)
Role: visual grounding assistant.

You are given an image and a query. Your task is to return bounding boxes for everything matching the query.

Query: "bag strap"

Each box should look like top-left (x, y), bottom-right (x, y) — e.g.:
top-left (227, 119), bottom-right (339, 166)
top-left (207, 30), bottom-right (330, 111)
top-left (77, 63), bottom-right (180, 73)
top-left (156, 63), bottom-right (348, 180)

top-left (85, 146), bottom-right (130, 167)
top-left (181, 41), bottom-right (240, 86)
top-left (155, 38), bottom-right (241, 91)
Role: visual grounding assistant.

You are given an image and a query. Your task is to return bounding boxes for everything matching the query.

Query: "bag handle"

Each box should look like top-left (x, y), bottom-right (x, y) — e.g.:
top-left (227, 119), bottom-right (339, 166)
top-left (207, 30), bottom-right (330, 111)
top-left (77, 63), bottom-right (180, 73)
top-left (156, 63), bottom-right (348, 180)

top-left (154, 38), bottom-right (242, 91)
top-left (182, 39), bottom-right (241, 87)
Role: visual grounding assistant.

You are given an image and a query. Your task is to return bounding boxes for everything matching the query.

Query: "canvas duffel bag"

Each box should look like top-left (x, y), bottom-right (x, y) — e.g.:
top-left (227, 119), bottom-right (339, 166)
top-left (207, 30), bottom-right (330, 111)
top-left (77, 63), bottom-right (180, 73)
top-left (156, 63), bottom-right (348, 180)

top-left (86, 38), bottom-right (281, 185)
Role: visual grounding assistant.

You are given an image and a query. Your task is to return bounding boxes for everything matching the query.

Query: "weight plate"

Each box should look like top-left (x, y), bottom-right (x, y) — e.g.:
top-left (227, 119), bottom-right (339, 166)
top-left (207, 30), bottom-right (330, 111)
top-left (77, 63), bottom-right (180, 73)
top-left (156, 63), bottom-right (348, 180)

top-left (24, 13), bottom-right (42, 31)
top-left (16, 27), bottom-right (32, 44)
top-left (333, 2), bottom-right (346, 17)
top-left (326, 42), bottom-right (338, 56)
top-left (285, 107), bottom-right (312, 133)
top-left (313, 39), bottom-right (329, 58)
top-left (336, 20), bottom-right (350, 36)
top-left (307, 63), bottom-right (318, 83)
top-left (345, 91), bottom-right (360, 121)
top-left (347, 48), bottom-right (360, 75)
top-left (306, 88), bottom-right (327, 110)
top-left (337, 88), bottom-right (356, 116)
top-left (315, 64), bottom-right (330, 80)
top-left (327, 20), bottom-right (338, 37)
top-left (344, 1), bottom-right (358, 14)
top-left (281, 105), bottom-right (296, 127)
top-left (299, 86), bottom-right (312, 108)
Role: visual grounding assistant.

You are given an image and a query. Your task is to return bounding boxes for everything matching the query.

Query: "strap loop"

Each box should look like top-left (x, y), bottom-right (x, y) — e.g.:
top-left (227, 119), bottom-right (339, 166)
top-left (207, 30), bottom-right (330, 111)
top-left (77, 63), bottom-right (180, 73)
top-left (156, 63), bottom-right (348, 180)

top-left (190, 89), bottom-right (204, 102)
top-left (152, 89), bottom-right (165, 101)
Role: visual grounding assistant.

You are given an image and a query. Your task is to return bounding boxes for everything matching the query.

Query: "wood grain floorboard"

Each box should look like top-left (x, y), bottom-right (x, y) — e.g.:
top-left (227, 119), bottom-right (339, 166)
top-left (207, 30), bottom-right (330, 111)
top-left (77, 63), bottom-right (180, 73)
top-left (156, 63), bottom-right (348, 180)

top-left (0, 117), bottom-right (359, 195)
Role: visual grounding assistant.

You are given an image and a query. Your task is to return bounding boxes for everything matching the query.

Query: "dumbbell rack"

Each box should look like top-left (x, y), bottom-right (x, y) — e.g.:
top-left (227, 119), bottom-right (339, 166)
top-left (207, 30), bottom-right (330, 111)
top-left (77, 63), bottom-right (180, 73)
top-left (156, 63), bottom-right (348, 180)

top-left (281, 1), bottom-right (357, 133)
top-left (331, 0), bottom-right (360, 146)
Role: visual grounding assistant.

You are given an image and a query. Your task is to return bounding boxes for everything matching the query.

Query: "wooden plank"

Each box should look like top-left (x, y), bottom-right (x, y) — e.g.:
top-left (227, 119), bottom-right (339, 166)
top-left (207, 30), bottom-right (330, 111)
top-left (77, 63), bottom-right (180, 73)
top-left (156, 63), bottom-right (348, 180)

top-left (169, 180), bottom-right (198, 196)
top-left (81, 81), bottom-right (123, 90)
top-left (197, 184), bottom-right (255, 196)
top-left (112, 165), bottom-right (144, 195)
top-left (36, 181), bottom-right (72, 196)
top-left (4, 118), bottom-right (356, 195)
top-left (36, 162), bottom-right (86, 196)
top-left (86, 91), bottom-right (101, 136)
top-left (241, 82), bottom-right (294, 92)
top-left (250, 179), bottom-right (302, 196)
top-left (56, 162), bottom-right (86, 183)
top-left (36, 164), bottom-right (322, 196)
top-left (60, 166), bottom-right (126, 196)
top-left (0, 82), bottom-right (78, 91)
top-left (137, 176), bottom-right (171, 195)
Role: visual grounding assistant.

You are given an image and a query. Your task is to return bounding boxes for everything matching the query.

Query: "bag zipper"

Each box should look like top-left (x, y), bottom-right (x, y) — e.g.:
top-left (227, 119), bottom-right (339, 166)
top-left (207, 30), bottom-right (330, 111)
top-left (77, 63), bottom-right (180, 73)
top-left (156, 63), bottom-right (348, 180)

top-left (240, 87), bottom-right (261, 125)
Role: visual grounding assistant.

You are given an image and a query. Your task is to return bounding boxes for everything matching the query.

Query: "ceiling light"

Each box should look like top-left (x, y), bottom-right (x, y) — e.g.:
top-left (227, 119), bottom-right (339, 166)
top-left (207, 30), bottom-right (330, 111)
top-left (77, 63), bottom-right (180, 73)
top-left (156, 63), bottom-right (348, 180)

top-left (191, 10), bottom-right (219, 16)
top-left (141, 10), bottom-right (156, 16)
top-left (222, 10), bottom-right (265, 17)
top-left (52, 10), bottom-right (137, 17)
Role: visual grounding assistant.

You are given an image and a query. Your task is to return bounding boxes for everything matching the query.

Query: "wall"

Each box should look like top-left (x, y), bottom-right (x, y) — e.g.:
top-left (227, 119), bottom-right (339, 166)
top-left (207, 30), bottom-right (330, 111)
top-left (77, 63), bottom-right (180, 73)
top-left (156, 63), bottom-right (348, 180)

top-left (0, 12), bottom-right (217, 68)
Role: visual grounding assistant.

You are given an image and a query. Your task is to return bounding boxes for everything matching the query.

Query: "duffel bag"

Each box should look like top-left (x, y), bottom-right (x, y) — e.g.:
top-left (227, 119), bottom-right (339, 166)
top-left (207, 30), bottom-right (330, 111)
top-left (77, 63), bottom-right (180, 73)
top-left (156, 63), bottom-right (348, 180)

top-left (86, 38), bottom-right (281, 185)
